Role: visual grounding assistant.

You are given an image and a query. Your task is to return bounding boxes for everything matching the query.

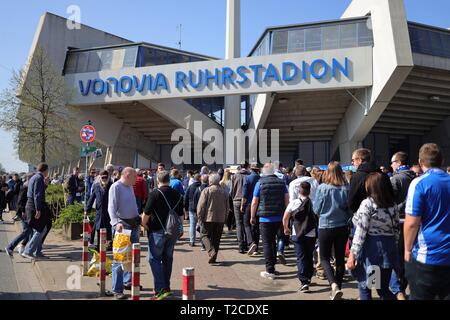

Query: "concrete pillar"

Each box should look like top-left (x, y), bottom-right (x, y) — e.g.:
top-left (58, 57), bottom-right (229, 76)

top-left (224, 0), bottom-right (241, 166)
top-left (339, 140), bottom-right (362, 164)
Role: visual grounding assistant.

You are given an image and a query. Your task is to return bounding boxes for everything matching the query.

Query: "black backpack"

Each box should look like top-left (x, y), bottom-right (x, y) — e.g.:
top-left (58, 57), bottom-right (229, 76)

top-left (291, 197), bottom-right (318, 237)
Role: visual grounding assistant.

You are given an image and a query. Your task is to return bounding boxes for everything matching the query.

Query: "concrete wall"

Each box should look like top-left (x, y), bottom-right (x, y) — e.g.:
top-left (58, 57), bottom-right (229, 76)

top-left (21, 12), bottom-right (168, 168)
top-left (332, 0), bottom-right (414, 162)
top-left (423, 116), bottom-right (450, 166)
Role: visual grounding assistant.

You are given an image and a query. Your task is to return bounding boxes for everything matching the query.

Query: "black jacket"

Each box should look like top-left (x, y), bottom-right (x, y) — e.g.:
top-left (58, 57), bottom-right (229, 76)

top-left (348, 162), bottom-right (378, 213)
top-left (391, 169), bottom-right (415, 218)
top-left (184, 181), bottom-right (201, 213)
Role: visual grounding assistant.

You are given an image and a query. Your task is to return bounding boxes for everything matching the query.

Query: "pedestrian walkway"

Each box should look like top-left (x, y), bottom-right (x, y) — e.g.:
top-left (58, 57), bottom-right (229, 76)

top-left (1, 215), bottom-right (360, 300)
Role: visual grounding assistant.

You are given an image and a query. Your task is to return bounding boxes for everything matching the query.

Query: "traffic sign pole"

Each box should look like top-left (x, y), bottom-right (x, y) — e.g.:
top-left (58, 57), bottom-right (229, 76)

top-left (80, 121), bottom-right (96, 218)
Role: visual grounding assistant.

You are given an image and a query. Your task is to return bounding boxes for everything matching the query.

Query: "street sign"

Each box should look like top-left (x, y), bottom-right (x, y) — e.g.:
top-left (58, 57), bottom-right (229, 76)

top-left (80, 124), bottom-right (96, 143)
top-left (80, 146), bottom-right (97, 157)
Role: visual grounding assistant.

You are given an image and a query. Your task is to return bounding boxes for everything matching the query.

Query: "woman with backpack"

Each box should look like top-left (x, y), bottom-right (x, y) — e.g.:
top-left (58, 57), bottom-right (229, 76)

top-left (283, 181), bottom-right (318, 293)
top-left (346, 172), bottom-right (399, 300)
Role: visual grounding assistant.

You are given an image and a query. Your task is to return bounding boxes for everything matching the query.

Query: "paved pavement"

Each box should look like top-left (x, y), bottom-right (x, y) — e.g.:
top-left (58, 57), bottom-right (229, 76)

top-left (1, 212), bottom-right (360, 300)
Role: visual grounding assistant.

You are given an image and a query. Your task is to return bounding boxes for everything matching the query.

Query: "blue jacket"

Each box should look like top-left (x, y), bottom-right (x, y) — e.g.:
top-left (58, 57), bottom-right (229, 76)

top-left (27, 172), bottom-right (46, 212)
top-left (170, 177), bottom-right (185, 195)
top-left (86, 182), bottom-right (112, 230)
top-left (184, 181), bottom-right (201, 213)
top-left (313, 183), bottom-right (352, 229)
top-left (242, 171), bottom-right (260, 205)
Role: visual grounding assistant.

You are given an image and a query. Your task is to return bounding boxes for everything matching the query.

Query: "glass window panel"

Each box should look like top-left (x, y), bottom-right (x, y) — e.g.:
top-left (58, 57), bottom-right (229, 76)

top-left (153, 49), bottom-right (168, 65)
top-left (76, 52), bottom-right (88, 73)
top-left (429, 31), bottom-right (444, 55)
top-left (86, 51), bottom-right (101, 72)
top-left (287, 29), bottom-right (305, 52)
top-left (322, 25), bottom-right (339, 50)
top-left (272, 30), bottom-right (288, 54)
top-left (166, 52), bottom-right (180, 64)
top-left (180, 55), bottom-right (191, 63)
top-left (64, 53), bottom-right (77, 74)
top-left (441, 33), bottom-right (450, 57)
top-left (305, 27), bottom-right (322, 51)
top-left (100, 49), bottom-right (113, 70)
top-left (358, 21), bottom-right (373, 46)
top-left (340, 23), bottom-right (357, 48)
top-left (123, 46), bottom-right (138, 68)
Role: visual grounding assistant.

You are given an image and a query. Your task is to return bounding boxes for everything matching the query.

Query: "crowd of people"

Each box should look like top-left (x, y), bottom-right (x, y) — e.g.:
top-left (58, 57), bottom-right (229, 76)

top-left (1, 142), bottom-right (449, 300)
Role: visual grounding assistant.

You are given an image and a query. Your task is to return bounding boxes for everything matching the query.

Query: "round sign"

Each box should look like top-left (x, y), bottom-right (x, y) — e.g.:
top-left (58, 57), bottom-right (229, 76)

top-left (80, 125), bottom-right (96, 143)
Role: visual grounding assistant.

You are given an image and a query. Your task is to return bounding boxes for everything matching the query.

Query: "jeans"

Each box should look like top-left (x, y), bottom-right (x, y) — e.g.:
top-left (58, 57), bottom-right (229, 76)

top-left (260, 221), bottom-right (282, 274)
top-left (136, 198), bottom-right (143, 214)
top-left (389, 222), bottom-right (407, 295)
top-left (147, 230), bottom-right (176, 293)
top-left (233, 201), bottom-right (246, 249)
top-left (406, 259), bottom-right (450, 300)
top-left (111, 225), bottom-right (140, 294)
top-left (277, 225), bottom-right (288, 254)
top-left (319, 226), bottom-right (349, 289)
top-left (7, 220), bottom-right (32, 251)
top-left (188, 211), bottom-right (198, 244)
top-left (293, 236), bottom-right (316, 285)
top-left (358, 268), bottom-right (396, 300)
top-left (201, 222), bottom-right (224, 258)
top-left (23, 226), bottom-right (47, 256)
top-left (67, 194), bottom-right (76, 205)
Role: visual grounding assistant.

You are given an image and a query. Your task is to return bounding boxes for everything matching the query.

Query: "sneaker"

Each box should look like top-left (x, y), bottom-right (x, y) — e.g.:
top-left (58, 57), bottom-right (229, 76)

top-left (201, 247), bottom-right (206, 251)
top-left (4, 247), bottom-right (13, 258)
top-left (396, 292), bottom-right (407, 300)
top-left (277, 252), bottom-right (286, 265)
top-left (35, 253), bottom-right (49, 259)
top-left (17, 245), bottom-right (24, 255)
top-left (114, 293), bottom-right (128, 300)
top-left (239, 248), bottom-right (246, 254)
top-left (157, 289), bottom-right (173, 300)
top-left (12, 215), bottom-right (21, 221)
top-left (21, 253), bottom-right (35, 260)
top-left (247, 243), bottom-right (257, 256)
top-left (189, 242), bottom-right (195, 247)
top-left (299, 284), bottom-right (310, 293)
top-left (250, 251), bottom-right (260, 257)
top-left (330, 287), bottom-right (343, 300)
top-left (260, 271), bottom-right (276, 280)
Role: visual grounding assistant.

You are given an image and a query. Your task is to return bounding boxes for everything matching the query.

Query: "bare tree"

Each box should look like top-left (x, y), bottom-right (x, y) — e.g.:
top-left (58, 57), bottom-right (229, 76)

top-left (0, 162), bottom-right (5, 174)
top-left (0, 46), bottom-right (77, 165)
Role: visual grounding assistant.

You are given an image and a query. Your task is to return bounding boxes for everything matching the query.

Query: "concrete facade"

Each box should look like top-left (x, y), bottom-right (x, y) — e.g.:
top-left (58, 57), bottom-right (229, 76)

top-left (20, 0), bottom-right (450, 170)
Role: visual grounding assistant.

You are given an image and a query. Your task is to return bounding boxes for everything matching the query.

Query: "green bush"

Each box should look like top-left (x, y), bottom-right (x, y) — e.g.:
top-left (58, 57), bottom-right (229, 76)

top-left (46, 185), bottom-right (64, 201)
top-left (54, 203), bottom-right (95, 229)
top-left (46, 184), bottom-right (66, 218)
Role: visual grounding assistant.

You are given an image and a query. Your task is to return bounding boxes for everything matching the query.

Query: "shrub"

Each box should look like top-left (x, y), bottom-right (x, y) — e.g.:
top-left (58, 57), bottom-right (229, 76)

top-left (54, 203), bottom-right (95, 229)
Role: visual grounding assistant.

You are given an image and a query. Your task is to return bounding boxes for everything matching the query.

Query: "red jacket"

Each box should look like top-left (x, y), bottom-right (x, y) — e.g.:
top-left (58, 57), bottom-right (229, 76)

top-left (133, 176), bottom-right (148, 200)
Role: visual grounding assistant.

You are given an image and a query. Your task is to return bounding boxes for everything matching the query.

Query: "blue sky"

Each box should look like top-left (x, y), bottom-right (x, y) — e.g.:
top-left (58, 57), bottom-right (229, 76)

top-left (0, 0), bottom-right (449, 172)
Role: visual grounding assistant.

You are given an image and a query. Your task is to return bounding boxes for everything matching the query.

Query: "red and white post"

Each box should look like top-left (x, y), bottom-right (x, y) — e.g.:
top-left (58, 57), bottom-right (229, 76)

top-left (82, 217), bottom-right (89, 275)
top-left (182, 267), bottom-right (195, 300)
top-left (131, 243), bottom-right (141, 300)
top-left (99, 228), bottom-right (107, 296)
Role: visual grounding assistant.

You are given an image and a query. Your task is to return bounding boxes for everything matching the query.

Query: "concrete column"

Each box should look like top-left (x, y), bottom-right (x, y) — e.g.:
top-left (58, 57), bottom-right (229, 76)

top-left (339, 140), bottom-right (362, 164)
top-left (224, 0), bottom-right (241, 166)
